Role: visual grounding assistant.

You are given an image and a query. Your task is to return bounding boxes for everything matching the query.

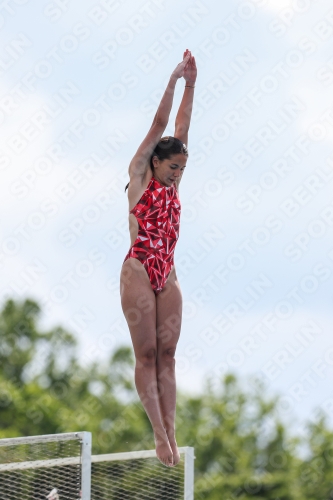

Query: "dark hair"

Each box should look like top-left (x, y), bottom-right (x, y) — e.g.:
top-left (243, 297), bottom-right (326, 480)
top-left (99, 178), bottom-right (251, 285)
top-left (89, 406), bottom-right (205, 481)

top-left (125, 136), bottom-right (188, 192)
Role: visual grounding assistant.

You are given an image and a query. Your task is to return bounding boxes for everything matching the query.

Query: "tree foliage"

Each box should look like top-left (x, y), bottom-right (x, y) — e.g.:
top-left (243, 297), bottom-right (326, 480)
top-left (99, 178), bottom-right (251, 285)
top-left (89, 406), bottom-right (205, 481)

top-left (0, 298), bottom-right (332, 499)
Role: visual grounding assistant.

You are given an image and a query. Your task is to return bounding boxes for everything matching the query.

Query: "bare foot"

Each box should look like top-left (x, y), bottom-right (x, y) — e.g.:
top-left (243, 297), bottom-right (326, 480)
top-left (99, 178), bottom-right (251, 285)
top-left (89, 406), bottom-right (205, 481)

top-left (154, 431), bottom-right (174, 467)
top-left (167, 432), bottom-right (180, 466)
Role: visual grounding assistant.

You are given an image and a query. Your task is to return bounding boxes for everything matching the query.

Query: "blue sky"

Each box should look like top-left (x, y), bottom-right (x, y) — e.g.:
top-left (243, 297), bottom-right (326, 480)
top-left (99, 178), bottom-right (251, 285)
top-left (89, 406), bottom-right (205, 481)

top-left (1, 0), bottom-right (333, 432)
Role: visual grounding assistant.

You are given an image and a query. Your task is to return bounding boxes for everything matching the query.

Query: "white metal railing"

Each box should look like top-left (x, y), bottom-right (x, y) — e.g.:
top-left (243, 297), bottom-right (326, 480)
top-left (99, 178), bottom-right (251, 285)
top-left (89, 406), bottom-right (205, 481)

top-left (0, 434), bottom-right (194, 499)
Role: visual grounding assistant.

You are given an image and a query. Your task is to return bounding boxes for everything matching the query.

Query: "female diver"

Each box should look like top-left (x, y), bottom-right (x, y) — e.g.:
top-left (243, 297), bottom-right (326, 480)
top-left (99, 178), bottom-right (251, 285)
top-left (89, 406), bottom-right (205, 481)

top-left (120, 50), bottom-right (197, 467)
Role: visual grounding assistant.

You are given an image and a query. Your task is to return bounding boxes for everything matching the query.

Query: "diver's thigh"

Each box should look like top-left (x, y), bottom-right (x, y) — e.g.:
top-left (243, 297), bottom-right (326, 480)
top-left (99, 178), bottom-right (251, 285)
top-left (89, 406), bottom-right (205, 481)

top-left (120, 258), bottom-right (157, 356)
top-left (120, 257), bottom-right (152, 296)
top-left (155, 268), bottom-right (183, 353)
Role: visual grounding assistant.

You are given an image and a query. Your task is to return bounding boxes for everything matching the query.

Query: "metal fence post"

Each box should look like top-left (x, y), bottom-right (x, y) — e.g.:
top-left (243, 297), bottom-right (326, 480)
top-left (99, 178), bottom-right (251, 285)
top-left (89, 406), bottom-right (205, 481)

top-left (184, 447), bottom-right (195, 500)
top-left (81, 432), bottom-right (92, 500)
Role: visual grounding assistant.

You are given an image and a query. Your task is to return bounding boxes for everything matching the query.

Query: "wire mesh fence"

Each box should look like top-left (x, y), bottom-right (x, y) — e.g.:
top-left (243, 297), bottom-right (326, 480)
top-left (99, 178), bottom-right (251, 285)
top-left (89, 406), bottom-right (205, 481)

top-left (0, 434), bottom-right (194, 500)
top-left (0, 432), bottom-right (91, 500)
top-left (91, 448), bottom-right (194, 500)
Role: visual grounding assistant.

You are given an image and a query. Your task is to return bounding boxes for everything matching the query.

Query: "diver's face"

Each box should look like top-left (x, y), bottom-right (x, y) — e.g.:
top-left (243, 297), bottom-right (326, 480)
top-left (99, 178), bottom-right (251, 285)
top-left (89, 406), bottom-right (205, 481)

top-left (152, 153), bottom-right (187, 186)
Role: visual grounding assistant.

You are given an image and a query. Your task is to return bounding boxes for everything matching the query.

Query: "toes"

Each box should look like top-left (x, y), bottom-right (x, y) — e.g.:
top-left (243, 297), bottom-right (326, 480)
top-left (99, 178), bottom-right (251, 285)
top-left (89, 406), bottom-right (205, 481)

top-left (157, 454), bottom-right (174, 467)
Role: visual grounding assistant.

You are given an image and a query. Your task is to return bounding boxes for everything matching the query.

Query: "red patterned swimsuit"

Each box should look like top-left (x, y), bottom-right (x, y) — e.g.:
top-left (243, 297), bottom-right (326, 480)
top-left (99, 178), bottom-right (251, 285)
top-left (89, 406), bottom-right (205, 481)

top-left (124, 176), bottom-right (181, 295)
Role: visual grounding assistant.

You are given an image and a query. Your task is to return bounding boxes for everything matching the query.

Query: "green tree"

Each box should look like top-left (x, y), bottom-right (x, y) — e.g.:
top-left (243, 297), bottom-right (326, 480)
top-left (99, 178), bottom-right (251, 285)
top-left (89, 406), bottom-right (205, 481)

top-left (175, 375), bottom-right (303, 499)
top-left (298, 415), bottom-right (333, 499)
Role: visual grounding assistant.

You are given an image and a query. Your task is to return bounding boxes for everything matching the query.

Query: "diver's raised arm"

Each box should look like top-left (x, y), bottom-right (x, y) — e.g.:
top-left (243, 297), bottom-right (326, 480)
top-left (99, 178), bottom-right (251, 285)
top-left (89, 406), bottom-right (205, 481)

top-left (128, 52), bottom-right (191, 179)
top-left (174, 49), bottom-right (197, 147)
